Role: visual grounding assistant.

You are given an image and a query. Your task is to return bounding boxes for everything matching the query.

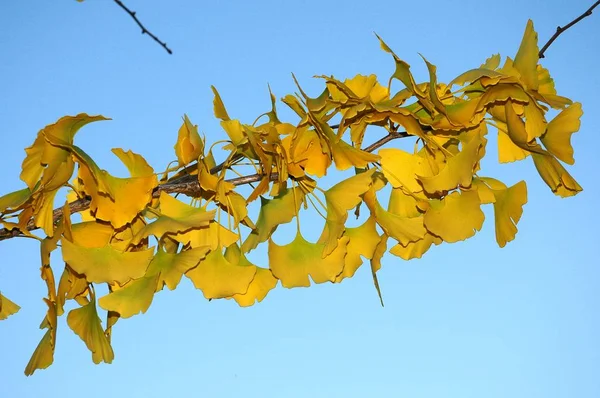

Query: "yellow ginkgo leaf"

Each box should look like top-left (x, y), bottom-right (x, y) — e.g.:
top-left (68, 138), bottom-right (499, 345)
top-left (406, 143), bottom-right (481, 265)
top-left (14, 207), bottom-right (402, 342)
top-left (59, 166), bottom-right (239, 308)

top-left (389, 232), bottom-right (442, 260)
top-left (325, 126), bottom-right (380, 170)
top-left (322, 169), bottom-right (375, 255)
top-left (420, 55), bottom-right (447, 115)
top-left (67, 300), bottom-right (114, 364)
top-left (112, 148), bottom-right (155, 177)
top-left (334, 217), bottom-right (381, 282)
top-left (185, 248), bottom-right (256, 299)
top-left (0, 187), bottom-right (31, 213)
top-left (524, 102), bottom-right (546, 141)
top-left (492, 180), bottom-right (528, 247)
top-left (146, 246), bottom-right (210, 291)
top-left (70, 221), bottom-right (114, 248)
top-left (174, 114), bottom-right (204, 166)
top-left (61, 238), bottom-right (154, 284)
top-left (268, 232), bottom-right (348, 288)
top-left (376, 34), bottom-right (434, 113)
top-left (541, 102), bottom-right (582, 165)
top-left (498, 129), bottom-right (530, 163)
top-left (177, 221), bottom-right (239, 250)
top-left (424, 189), bottom-right (484, 243)
top-left (78, 164), bottom-right (157, 229)
top-left (418, 133), bottom-right (482, 194)
top-left (286, 127), bottom-right (331, 177)
top-left (388, 188), bottom-right (422, 217)
top-left (24, 329), bottom-right (54, 376)
top-left (56, 265), bottom-right (90, 315)
top-left (370, 234), bottom-right (388, 306)
top-left (99, 275), bottom-right (159, 318)
top-left (343, 74), bottom-right (389, 103)
top-left (211, 85), bottom-right (231, 121)
top-left (242, 187), bottom-right (305, 252)
top-left (513, 20), bottom-right (539, 91)
top-left (33, 190), bottom-right (58, 237)
top-left (20, 114), bottom-right (109, 191)
top-left (531, 153), bottom-right (582, 197)
top-left (364, 188), bottom-right (426, 246)
top-left (225, 244), bottom-right (277, 307)
top-left (379, 148), bottom-right (433, 192)
top-left (220, 119), bottom-right (247, 147)
top-left (131, 192), bottom-right (216, 244)
top-left (0, 292), bottom-right (20, 320)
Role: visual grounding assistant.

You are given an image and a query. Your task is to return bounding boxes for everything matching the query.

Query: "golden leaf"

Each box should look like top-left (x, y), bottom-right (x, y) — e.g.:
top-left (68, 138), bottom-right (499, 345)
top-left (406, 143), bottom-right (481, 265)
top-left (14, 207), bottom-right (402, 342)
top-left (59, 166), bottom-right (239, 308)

top-left (491, 180), bottom-right (528, 247)
top-left (0, 292), bottom-right (20, 320)
top-left (174, 114), bottom-right (204, 166)
top-left (513, 20), bottom-right (539, 91)
top-left (541, 102), bottom-right (582, 165)
top-left (424, 190), bottom-right (484, 243)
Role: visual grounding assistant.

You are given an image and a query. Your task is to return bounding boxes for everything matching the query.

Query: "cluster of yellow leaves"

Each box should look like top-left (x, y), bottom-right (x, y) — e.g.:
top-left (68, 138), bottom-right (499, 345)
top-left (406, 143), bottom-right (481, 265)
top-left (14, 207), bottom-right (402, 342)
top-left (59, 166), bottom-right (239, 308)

top-left (0, 20), bottom-right (583, 375)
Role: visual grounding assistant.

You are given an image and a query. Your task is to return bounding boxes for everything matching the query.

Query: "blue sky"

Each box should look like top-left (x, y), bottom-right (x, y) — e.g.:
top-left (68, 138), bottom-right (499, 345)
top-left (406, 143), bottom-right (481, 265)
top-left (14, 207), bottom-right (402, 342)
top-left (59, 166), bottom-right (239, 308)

top-left (0, 0), bottom-right (599, 397)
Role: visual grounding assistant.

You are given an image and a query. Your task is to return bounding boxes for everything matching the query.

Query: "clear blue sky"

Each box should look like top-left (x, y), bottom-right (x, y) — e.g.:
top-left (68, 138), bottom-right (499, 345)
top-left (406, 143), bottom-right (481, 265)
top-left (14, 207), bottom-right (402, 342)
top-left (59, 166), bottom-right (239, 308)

top-left (1, 1), bottom-right (599, 397)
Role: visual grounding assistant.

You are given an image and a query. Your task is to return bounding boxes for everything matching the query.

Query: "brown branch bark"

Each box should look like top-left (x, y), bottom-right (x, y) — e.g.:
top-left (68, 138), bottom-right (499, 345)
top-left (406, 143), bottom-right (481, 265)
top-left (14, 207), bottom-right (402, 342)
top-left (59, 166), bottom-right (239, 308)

top-left (0, 130), bottom-right (409, 242)
top-left (539, 0), bottom-right (600, 58)
top-left (113, 0), bottom-right (173, 54)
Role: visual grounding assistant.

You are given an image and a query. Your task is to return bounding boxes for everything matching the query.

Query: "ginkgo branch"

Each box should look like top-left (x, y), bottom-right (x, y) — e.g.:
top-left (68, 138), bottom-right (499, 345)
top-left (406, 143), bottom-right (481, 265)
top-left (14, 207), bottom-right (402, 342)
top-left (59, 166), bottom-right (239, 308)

top-left (0, 128), bottom-right (410, 242)
top-left (538, 0), bottom-right (600, 58)
top-left (113, 0), bottom-right (173, 54)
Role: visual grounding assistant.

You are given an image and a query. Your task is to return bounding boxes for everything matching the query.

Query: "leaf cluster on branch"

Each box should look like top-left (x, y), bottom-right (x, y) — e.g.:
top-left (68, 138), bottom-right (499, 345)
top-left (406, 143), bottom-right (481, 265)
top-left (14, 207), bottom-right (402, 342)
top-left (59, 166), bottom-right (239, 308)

top-left (0, 20), bottom-right (586, 375)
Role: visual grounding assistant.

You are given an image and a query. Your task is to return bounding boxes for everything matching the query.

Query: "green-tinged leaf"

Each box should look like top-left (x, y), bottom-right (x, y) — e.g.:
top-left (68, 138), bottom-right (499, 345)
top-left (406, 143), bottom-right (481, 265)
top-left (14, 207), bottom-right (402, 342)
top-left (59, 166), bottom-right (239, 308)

top-left (61, 239), bottom-right (154, 284)
top-left (322, 169), bottom-right (375, 255)
top-left (268, 232), bottom-right (348, 288)
top-left (225, 244), bottom-right (277, 307)
top-left (186, 248), bottom-right (256, 299)
top-left (146, 246), bottom-right (211, 291)
top-left (334, 217), bottom-right (381, 282)
top-left (242, 187), bottom-right (305, 252)
top-left (132, 192), bottom-right (216, 244)
top-left (67, 300), bottom-right (114, 364)
top-left (98, 275), bottom-right (159, 318)
top-left (24, 329), bottom-right (54, 376)
top-left (0, 187), bottom-right (31, 213)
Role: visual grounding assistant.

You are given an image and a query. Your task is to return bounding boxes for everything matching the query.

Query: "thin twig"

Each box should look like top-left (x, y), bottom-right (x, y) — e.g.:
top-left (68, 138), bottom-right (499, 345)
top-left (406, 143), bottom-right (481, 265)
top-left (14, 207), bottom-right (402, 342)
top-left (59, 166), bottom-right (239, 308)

top-left (539, 0), bottom-right (600, 58)
top-left (0, 129), bottom-right (410, 241)
top-left (113, 0), bottom-right (172, 54)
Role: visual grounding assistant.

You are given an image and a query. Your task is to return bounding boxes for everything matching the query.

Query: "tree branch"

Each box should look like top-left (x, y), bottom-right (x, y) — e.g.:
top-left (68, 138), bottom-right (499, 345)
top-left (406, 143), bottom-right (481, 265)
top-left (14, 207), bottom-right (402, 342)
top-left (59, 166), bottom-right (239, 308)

top-left (113, 0), bottom-right (173, 54)
top-left (539, 0), bottom-right (600, 58)
top-left (0, 130), bottom-right (410, 241)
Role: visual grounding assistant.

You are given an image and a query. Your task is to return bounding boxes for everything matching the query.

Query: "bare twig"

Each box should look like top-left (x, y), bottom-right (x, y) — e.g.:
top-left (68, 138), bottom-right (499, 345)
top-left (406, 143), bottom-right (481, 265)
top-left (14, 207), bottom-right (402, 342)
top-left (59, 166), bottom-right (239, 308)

top-left (539, 0), bottom-right (600, 58)
top-left (0, 129), bottom-right (410, 241)
top-left (113, 0), bottom-right (173, 54)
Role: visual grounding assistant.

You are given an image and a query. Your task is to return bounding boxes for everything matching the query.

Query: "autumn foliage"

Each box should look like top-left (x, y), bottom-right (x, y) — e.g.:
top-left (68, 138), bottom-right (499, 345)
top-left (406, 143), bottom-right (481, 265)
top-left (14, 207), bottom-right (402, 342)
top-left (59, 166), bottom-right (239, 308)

top-left (0, 20), bottom-right (583, 375)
